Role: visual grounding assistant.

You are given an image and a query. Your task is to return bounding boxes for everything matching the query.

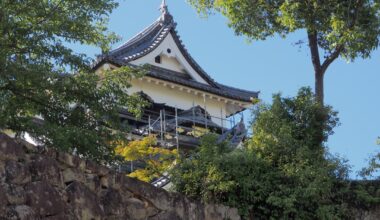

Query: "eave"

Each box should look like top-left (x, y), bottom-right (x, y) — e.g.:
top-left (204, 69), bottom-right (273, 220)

top-left (92, 5), bottom-right (259, 105)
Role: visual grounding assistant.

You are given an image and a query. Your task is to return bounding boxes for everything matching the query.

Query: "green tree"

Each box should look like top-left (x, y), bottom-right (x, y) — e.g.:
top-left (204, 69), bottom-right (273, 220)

top-left (360, 137), bottom-right (380, 179)
top-left (171, 88), bottom-right (351, 219)
top-left (188, 0), bottom-right (380, 105)
top-left (0, 0), bottom-right (146, 161)
top-left (170, 134), bottom-right (235, 199)
top-left (115, 135), bottom-right (178, 182)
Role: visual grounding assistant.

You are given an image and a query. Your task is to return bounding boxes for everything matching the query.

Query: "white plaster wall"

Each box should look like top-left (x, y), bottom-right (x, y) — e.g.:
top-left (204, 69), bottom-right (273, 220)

top-left (95, 63), bottom-right (109, 74)
top-left (129, 33), bottom-right (209, 85)
top-left (129, 79), bottom-right (227, 126)
top-left (160, 55), bottom-right (185, 73)
top-left (95, 63), bottom-right (248, 126)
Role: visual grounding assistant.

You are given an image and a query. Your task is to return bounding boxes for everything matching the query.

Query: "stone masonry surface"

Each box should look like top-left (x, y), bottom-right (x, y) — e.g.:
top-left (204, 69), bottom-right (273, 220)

top-left (0, 133), bottom-right (240, 220)
top-left (1, 133), bottom-right (379, 220)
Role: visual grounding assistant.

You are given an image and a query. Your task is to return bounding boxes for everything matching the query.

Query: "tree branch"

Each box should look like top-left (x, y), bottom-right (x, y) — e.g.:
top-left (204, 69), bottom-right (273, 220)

top-left (6, 84), bottom-right (63, 113)
top-left (320, 0), bottom-right (362, 74)
top-left (321, 45), bottom-right (344, 74)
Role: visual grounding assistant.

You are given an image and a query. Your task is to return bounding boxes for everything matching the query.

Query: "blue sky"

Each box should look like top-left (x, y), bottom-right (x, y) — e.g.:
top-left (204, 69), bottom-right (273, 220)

top-left (80, 0), bottom-right (380, 177)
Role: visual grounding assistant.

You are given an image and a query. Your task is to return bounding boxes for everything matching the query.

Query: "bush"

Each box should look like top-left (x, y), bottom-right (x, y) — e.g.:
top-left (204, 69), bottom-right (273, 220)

top-left (171, 88), bottom-right (351, 219)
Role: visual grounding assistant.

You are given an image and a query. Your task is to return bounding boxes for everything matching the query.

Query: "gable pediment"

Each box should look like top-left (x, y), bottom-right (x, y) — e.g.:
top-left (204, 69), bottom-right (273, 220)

top-left (93, 4), bottom-right (259, 106)
top-left (129, 32), bottom-right (209, 85)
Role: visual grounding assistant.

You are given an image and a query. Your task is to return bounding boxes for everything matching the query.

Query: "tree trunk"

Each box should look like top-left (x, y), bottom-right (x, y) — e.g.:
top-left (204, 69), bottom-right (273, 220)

top-left (308, 30), bottom-right (342, 106)
top-left (307, 31), bottom-right (327, 106)
top-left (315, 71), bottom-right (324, 106)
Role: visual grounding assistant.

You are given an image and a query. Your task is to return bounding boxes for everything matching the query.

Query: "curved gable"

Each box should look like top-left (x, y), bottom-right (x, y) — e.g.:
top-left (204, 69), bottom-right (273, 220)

top-left (92, 3), bottom-right (259, 105)
top-left (129, 32), bottom-right (209, 85)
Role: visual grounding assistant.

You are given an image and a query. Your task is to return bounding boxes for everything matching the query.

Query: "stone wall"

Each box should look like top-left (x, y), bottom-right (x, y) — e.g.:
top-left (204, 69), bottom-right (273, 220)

top-left (0, 133), bottom-right (240, 220)
top-left (354, 206), bottom-right (380, 220)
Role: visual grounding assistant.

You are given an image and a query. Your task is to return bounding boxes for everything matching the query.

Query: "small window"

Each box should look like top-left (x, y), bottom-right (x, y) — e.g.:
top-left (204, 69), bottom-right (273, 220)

top-left (167, 48), bottom-right (171, 54)
top-left (155, 55), bottom-right (161, 64)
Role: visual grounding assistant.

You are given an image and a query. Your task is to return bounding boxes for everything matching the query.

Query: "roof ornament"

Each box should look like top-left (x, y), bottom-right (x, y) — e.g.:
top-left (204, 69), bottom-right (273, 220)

top-left (160, 0), bottom-right (167, 13)
top-left (159, 0), bottom-right (173, 24)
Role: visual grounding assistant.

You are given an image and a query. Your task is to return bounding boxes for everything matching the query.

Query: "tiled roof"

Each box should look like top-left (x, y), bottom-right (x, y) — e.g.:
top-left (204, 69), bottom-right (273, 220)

top-left (94, 5), bottom-right (259, 103)
top-left (146, 65), bottom-right (258, 102)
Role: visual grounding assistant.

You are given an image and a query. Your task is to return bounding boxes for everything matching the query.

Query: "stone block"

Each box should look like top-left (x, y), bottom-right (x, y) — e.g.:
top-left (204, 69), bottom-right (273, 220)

top-left (0, 184), bottom-right (8, 217)
top-left (6, 205), bottom-right (36, 220)
top-left (125, 198), bottom-right (152, 220)
top-left (66, 181), bottom-right (104, 220)
top-left (123, 176), bottom-right (172, 211)
top-left (205, 204), bottom-right (240, 220)
top-left (29, 156), bottom-right (62, 187)
top-left (5, 160), bottom-right (31, 185)
top-left (119, 187), bottom-right (134, 203)
top-left (84, 173), bottom-right (100, 191)
top-left (57, 152), bottom-right (84, 169)
top-left (99, 165), bottom-right (111, 176)
top-left (0, 134), bottom-right (25, 161)
top-left (0, 162), bottom-right (6, 183)
top-left (85, 159), bottom-right (98, 174)
top-left (4, 185), bottom-right (25, 205)
top-left (38, 146), bottom-right (58, 159)
top-left (100, 174), bottom-right (115, 189)
top-left (101, 188), bottom-right (125, 216)
top-left (25, 181), bottom-right (65, 217)
top-left (113, 172), bottom-right (128, 191)
top-left (62, 168), bottom-right (85, 184)
top-left (20, 140), bottom-right (37, 153)
top-left (148, 210), bottom-right (180, 220)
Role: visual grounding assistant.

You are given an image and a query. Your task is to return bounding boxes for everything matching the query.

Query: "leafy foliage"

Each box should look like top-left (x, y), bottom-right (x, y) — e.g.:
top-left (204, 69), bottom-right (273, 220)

top-left (115, 136), bottom-right (178, 182)
top-left (186, 125), bottom-right (210, 138)
top-left (360, 137), bottom-right (380, 179)
top-left (171, 88), bottom-right (351, 219)
top-left (170, 134), bottom-right (234, 199)
top-left (0, 0), bottom-right (147, 161)
top-left (250, 88), bottom-right (339, 152)
top-left (190, 0), bottom-right (380, 60)
top-left (345, 180), bottom-right (380, 210)
top-left (188, 0), bottom-right (380, 103)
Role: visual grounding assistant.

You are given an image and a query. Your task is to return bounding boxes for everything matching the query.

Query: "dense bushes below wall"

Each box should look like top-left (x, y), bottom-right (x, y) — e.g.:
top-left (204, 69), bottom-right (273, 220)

top-left (0, 133), bottom-right (240, 220)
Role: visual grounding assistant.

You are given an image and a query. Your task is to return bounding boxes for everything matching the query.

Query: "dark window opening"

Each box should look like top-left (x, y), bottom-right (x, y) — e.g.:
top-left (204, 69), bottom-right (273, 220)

top-left (155, 55), bottom-right (161, 64)
top-left (167, 48), bottom-right (171, 54)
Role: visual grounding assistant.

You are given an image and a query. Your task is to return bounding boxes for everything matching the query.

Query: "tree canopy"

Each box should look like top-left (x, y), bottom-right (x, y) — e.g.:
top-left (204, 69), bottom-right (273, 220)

top-left (188, 0), bottom-right (380, 104)
top-left (0, 0), bottom-right (146, 161)
top-left (115, 136), bottom-right (178, 182)
top-left (171, 88), bottom-right (351, 219)
top-left (360, 137), bottom-right (380, 179)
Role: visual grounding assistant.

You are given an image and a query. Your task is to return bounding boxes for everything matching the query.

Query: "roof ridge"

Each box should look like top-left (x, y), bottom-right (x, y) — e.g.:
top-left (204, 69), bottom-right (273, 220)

top-left (168, 27), bottom-right (219, 88)
top-left (110, 19), bottom-right (161, 54)
top-left (94, 5), bottom-right (259, 100)
top-left (122, 22), bottom-right (173, 61)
